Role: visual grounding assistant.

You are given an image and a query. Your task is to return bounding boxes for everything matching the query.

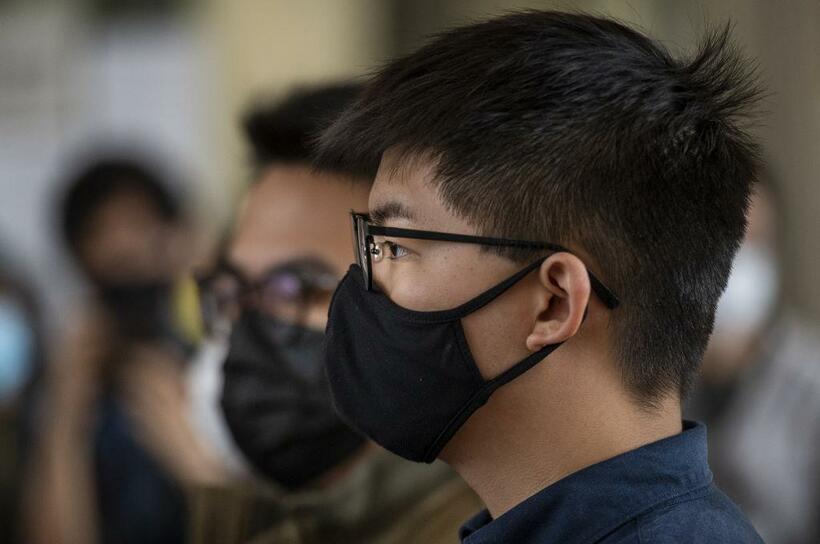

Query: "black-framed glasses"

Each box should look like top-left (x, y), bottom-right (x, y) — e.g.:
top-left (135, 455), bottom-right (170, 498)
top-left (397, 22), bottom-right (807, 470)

top-left (350, 211), bottom-right (620, 309)
top-left (195, 256), bottom-right (339, 339)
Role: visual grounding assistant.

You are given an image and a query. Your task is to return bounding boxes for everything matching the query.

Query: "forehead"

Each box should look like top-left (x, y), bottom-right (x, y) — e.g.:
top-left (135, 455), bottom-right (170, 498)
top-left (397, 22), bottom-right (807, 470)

top-left (92, 189), bottom-right (165, 226)
top-left (370, 149), bottom-right (471, 232)
top-left (229, 165), bottom-right (370, 278)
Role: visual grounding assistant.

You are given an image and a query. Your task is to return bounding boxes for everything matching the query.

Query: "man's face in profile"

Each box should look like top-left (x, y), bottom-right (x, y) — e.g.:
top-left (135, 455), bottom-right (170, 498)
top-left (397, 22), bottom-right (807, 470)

top-left (366, 150), bottom-right (547, 382)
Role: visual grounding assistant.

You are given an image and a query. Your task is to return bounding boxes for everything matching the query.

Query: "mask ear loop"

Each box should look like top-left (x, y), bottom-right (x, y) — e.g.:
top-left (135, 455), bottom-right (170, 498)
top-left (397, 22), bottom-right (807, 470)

top-left (422, 275), bottom-right (594, 462)
top-left (463, 257), bottom-right (592, 326)
top-left (448, 256), bottom-right (611, 319)
top-left (442, 257), bottom-right (549, 317)
top-left (422, 340), bottom-right (565, 463)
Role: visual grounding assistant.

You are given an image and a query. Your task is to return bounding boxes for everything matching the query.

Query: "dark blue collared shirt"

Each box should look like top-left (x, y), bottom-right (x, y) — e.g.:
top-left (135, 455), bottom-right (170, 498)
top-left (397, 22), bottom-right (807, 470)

top-left (459, 421), bottom-right (763, 543)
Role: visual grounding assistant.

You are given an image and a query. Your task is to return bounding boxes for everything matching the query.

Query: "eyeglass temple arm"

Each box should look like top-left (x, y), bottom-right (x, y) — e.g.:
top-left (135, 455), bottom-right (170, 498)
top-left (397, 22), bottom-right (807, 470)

top-left (366, 224), bottom-right (620, 309)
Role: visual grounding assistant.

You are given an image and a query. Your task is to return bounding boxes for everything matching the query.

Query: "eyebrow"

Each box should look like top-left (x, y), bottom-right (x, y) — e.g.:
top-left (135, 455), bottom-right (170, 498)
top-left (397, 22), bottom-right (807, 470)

top-left (369, 200), bottom-right (416, 226)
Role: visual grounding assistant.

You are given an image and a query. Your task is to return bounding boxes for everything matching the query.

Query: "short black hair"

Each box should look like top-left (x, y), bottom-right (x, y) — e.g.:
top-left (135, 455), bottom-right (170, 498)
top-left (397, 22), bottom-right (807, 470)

top-left (316, 11), bottom-right (762, 405)
top-left (242, 82), bottom-right (364, 176)
top-left (59, 157), bottom-right (183, 257)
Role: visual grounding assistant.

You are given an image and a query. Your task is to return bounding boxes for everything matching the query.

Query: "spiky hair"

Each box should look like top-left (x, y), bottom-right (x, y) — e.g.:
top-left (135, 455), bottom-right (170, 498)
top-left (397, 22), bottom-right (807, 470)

top-left (317, 11), bottom-right (763, 404)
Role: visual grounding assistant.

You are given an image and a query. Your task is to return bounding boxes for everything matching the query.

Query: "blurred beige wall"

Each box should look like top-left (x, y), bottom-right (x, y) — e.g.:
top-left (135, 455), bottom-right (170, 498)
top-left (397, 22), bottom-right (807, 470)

top-left (199, 0), bottom-right (390, 199)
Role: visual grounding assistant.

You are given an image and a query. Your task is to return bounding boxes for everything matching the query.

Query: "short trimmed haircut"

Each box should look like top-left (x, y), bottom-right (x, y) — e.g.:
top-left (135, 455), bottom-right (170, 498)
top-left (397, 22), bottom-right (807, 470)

top-left (241, 82), bottom-right (364, 177)
top-left (316, 11), bottom-right (762, 405)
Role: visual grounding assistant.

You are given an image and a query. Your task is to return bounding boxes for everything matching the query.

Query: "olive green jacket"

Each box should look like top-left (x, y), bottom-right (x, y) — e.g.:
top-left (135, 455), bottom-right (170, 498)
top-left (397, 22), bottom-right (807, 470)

top-left (188, 449), bottom-right (482, 544)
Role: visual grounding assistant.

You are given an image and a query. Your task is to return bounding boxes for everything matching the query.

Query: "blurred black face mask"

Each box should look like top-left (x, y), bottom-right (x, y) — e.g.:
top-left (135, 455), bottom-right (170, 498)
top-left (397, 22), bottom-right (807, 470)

top-left (220, 310), bottom-right (365, 490)
top-left (97, 281), bottom-right (178, 343)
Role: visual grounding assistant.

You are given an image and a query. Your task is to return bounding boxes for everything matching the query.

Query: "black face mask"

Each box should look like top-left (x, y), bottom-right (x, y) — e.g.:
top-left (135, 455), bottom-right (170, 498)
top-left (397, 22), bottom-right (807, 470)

top-left (221, 311), bottom-right (366, 489)
top-left (324, 259), bottom-right (563, 463)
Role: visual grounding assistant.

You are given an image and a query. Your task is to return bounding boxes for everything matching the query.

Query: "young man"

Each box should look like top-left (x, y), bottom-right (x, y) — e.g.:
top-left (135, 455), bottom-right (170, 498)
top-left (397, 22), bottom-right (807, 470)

top-left (317, 11), bottom-right (765, 543)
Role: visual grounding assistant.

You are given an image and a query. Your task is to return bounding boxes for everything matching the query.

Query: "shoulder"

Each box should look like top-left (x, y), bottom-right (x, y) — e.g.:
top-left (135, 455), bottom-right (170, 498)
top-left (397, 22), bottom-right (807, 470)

top-left (635, 484), bottom-right (763, 544)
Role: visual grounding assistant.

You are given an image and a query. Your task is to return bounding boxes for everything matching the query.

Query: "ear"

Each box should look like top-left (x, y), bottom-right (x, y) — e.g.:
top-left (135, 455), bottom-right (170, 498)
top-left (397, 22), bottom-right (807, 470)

top-left (525, 252), bottom-right (591, 352)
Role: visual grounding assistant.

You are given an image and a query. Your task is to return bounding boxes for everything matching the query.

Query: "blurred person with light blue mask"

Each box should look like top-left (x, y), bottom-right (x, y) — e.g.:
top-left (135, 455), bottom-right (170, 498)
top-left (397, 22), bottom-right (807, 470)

top-left (0, 257), bottom-right (43, 544)
top-left (686, 179), bottom-right (820, 544)
top-left (0, 294), bottom-right (35, 403)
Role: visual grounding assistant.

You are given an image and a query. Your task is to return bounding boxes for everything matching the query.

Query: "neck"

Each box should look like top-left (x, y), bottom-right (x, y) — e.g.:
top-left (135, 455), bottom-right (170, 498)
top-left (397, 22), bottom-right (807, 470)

top-left (440, 351), bottom-right (682, 518)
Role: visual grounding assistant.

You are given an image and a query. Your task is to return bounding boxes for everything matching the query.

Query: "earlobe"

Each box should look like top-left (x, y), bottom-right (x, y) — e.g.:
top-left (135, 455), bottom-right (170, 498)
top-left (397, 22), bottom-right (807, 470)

top-left (525, 253), bottom-right (591, 352)
top-left (526, 329), bottom-right (554, 352)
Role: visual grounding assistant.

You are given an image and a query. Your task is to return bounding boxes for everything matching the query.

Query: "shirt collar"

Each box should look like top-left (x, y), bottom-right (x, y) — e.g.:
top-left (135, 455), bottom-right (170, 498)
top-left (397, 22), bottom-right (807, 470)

top-left (460, 421), bottom-right (712, 544)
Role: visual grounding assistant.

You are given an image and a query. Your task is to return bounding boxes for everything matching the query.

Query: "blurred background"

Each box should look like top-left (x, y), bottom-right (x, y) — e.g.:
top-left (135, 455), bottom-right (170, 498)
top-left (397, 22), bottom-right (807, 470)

top-left (0, 1), bottom-right (818, 544)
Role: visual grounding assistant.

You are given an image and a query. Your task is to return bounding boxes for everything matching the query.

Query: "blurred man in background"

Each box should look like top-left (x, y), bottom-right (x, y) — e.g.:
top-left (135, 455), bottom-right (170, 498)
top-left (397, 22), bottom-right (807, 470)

top-left (687, 180), bottom-right (820, 544)
top-left (189, 83), bottom-right (481, 544)
top-left (25, 157), bottom-right (224, 544)
top-left (0, 251), bottom-right (43, 544)
top-left (196, 85), bottom-right (370, 491)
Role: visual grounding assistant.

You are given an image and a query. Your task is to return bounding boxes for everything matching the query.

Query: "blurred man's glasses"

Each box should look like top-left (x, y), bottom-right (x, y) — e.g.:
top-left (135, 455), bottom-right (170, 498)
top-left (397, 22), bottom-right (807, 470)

top-left (196, 257), bottom-right (339, 341)
top-left (350, 211), bottom-right (620, 309)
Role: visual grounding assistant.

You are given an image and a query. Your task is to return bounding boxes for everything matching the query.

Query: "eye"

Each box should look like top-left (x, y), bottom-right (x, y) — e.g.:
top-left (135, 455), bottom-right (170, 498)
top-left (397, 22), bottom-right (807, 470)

top-left (384, 241), bottom-right (411, 260)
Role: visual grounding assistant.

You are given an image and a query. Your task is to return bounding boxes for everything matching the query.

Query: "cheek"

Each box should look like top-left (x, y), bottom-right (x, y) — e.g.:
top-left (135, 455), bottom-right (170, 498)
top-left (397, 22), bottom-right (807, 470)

top-left (385, 275), bottom-right (453, 311)
top-left (387, 267), bottom-right (496, 312)
top-left (460, 283), bottom-right (535, 380)
top-left (378, 247), bottom-right (490, 311)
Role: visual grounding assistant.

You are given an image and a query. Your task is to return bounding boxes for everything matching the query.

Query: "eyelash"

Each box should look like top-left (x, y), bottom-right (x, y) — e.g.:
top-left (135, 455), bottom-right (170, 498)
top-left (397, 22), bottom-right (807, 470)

top-left (384, 240), bottom-right (411, 260)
